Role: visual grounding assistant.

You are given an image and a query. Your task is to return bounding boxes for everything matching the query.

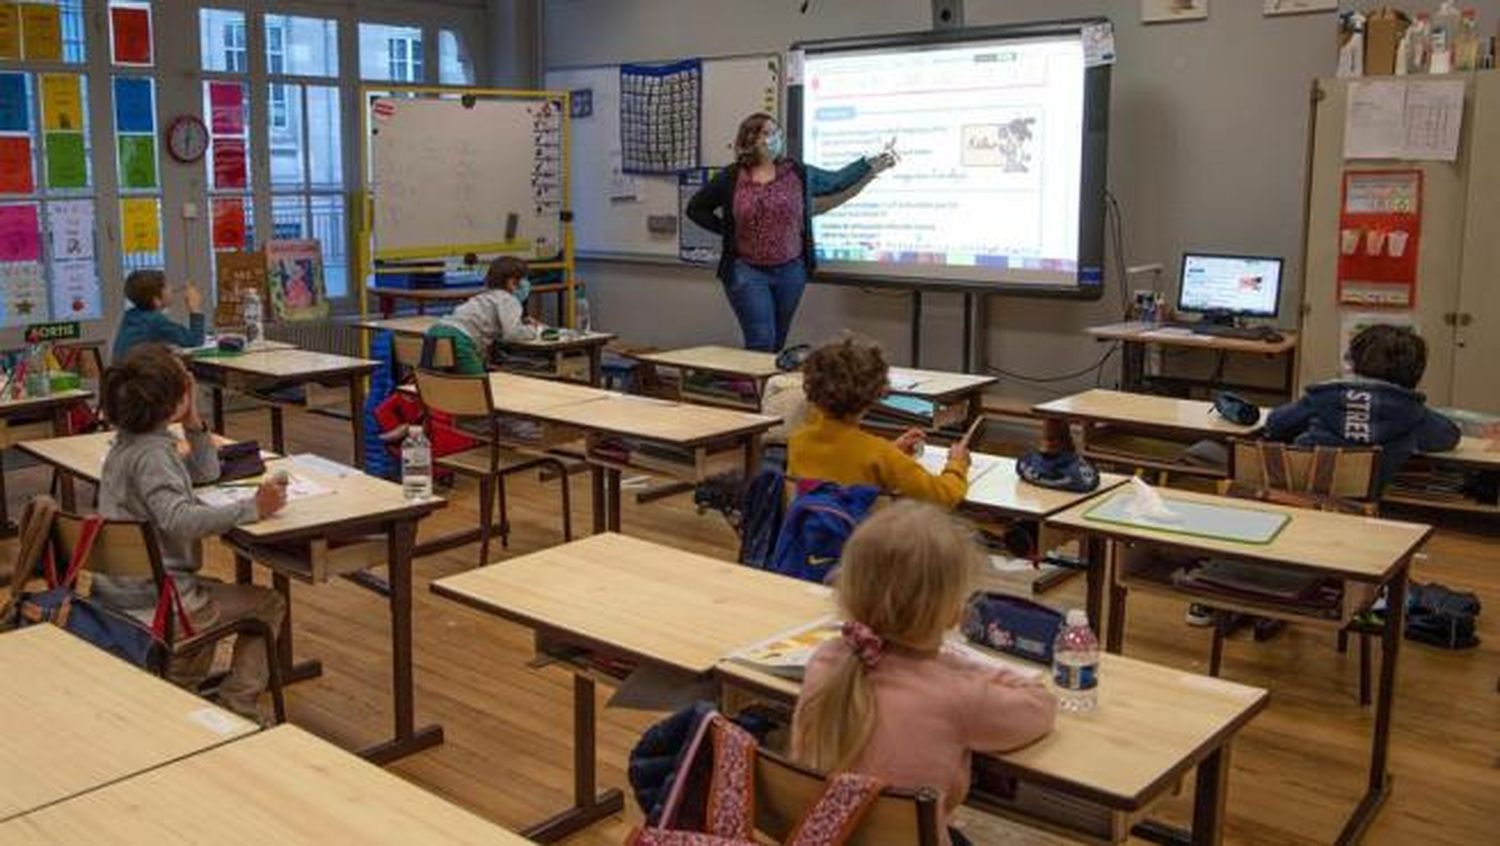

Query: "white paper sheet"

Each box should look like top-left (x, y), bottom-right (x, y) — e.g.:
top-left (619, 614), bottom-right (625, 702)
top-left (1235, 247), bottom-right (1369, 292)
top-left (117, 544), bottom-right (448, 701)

top-left (1344, 80), bottom-right (1407, 159)
top-left (1345, 79), bottom-right (1465, 161)
top-left (919, 445), bottom-right (1004, 484)
top-left (197, 473), bottom-right (332, 508)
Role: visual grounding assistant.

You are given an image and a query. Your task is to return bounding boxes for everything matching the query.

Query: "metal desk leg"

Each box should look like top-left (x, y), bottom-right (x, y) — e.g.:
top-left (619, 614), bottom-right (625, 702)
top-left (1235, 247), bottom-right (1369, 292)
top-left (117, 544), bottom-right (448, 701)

top-left (360, 518), bottom-right (445, 764)
top-left (606, 468), bottom-right (622, 532)
top-left (521, 674), bottom-right (625, 842)
top-left (591, 466), bottom-right (607, 534)
top-left (211, 386), bottom-right (226, 435)
top-left (1105, 541), bottom-right (1128, 654)
top-left (1191, 744), bottom-right (1232, 846)
top-left (51, 406), bottom-right (76, 511)
top-left (349, 375), bottom-right (367, 466)
top-left (1122, 341), bottom-right (1146, 392)
top-left (1335, 568), bottom-right (1406, 845)
top-left (1083, 535), bottom-right (1106, 633)
top-left (269, 407), bottom-right (285, 454)
top-left (0, 447), bottom-right (10, 536)
top-left (235, 552), bottom-right (321, 685)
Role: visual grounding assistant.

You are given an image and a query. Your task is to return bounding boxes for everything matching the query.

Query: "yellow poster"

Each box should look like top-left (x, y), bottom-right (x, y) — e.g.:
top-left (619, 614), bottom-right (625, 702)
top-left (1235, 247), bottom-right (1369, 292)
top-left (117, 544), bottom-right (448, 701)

top-left (121, 197), bottom-right (159, 254)
top-left (0, 4), bottom-right (21, 61)
top-left (19, 2), bottom-right (59, 61)
top-left (41, 73), bottom-right (81, 131)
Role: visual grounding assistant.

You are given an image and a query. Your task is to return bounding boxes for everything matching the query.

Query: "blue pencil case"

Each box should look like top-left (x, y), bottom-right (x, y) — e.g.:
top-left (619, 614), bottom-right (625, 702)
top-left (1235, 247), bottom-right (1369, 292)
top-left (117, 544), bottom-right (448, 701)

top-left (960, 592), bottom-right (1064, 665)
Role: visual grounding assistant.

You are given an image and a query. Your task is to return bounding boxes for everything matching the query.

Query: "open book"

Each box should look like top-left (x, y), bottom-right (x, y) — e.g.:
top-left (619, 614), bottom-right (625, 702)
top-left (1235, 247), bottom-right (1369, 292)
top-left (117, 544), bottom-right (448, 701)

top-left (918, 445), bottom-right (1005, 485)
top-left (727, 617), bottom-right (841, 679)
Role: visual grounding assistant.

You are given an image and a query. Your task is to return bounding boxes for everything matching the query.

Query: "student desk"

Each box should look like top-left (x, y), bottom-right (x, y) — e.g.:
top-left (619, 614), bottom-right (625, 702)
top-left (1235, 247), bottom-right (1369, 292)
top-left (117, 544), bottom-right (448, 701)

top-left (1087, 321), bottom-right (1300, 400)
top-left (431, 532), bottom-right (830, 843)
top-left (0, 625), bottom-right (257, 822)
top-left (0, 725), bottom-right (533, 844)
top-left (718, 651), bottom-right (1267, 846)
top-left (221, 456), bottom-right (446, 764)
top-left (1048, 488), bottom-right (1432, 846)
top-left (0, 388), bottom-right (90, 534)
top-left (188, 348), bottom-right (377, 459)
top-left (355, 315), bottom-right (616, 385)
top-left (1386, 435), bottom-right (1500, 515)
top-left (1034, 389), bottom-right (1265, 480)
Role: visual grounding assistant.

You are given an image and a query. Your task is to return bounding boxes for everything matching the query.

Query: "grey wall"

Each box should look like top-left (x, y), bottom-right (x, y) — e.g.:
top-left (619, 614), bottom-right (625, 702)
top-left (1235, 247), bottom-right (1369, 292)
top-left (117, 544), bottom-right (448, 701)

top-left (544, 0), bottom-right (1500, 398)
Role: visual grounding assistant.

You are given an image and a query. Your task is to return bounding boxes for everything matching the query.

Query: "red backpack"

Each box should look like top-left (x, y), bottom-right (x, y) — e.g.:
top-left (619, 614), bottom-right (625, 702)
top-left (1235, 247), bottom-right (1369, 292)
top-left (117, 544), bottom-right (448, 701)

top-left (629, 712), bottom-right (883, 846)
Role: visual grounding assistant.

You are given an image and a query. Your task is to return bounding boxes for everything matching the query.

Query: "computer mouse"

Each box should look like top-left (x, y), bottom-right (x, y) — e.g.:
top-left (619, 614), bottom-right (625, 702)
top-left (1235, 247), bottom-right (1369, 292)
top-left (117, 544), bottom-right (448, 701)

top-left (1259, 328), bottom-right (1284, 343)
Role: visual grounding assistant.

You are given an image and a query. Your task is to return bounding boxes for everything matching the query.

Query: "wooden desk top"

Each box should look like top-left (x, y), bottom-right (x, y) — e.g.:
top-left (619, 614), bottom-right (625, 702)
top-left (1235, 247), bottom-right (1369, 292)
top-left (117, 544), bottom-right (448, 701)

top-left (432, 533), bottom-right (831, 676)
top-left (16, 427), bottom-right (239, 485)
top-left (0, 626), bottom-right (257, 821)
top-left (228, 456), bottom-right (443, 543)
top-left (504, 330), bottom-right (617, 352)
top-left (886, 367), bottom-right (998, 402)
top-left (541, 392), bottom-right (779, 446)
top-left (1088, 321), bottom-right (1300, 356)
top-left (0, 389), bottom-right (91, 417)
top-left (964, 458), bottom-right (1129, 519)
top-left (1049, 487), bottom-right (1432, 581)
top-left (631, 345), bottom-right (783, 380)
top-left (354, 315), bottom-right (437, 336)
top-left (487, 372), bottom-right (615, 415)
top-left (190, 348), bottom-right (377, 379)
top-left (367, 285), bottom-right (484, 302)
top-left (717, 650), bottom-right (1268, 811)
top-left (0, 725), bottom-right (531, 844)
top-left (1422, 436), bottom-right (1500, 469)
top-left (1034, 389), bottom-right (1265, 437)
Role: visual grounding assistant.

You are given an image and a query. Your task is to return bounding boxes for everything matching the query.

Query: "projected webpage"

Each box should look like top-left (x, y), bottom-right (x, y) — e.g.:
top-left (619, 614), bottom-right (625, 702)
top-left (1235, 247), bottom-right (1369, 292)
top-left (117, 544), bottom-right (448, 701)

top-left (802, 36), bottom-right (1085, 285)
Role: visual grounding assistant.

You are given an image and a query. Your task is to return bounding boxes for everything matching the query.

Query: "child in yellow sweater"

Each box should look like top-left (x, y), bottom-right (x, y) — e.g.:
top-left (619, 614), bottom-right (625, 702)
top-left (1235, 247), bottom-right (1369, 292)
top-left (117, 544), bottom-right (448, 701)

top-left (789, 337), bottom-right (969, 507)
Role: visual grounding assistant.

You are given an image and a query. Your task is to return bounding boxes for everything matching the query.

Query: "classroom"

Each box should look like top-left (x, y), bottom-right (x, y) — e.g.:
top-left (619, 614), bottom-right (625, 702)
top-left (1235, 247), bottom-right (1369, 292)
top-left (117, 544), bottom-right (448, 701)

top-left (1, 1), bottom-right (1497, 844)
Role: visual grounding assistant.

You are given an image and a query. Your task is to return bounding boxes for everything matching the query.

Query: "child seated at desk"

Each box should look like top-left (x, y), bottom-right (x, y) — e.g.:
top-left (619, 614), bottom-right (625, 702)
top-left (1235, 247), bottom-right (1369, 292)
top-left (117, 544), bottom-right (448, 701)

top-left (111, 269), bottom-right (206, 362)
top-left (1265, 324), bottom-right (1459, 488)
top-left (423, 256), bottom-right (539, 375)
top-left (793, 501), bottom-right (1057, 846)
top-left (789, 337), bottom-right (969, 507)
top-left (92, 344), bottom-right (288, 722)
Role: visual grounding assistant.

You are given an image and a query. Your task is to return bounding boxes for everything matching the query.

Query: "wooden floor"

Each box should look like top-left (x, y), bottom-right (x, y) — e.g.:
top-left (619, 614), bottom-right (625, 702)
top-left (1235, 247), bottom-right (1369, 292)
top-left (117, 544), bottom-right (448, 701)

top-left (3, 405), bottom-right (1497, 845)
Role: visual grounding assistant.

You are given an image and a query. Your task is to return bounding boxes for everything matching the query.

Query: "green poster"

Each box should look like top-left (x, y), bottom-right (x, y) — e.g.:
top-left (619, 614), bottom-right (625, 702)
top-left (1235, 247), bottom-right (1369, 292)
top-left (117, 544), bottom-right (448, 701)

top-left (45, 132), bottom-right (85, 188)
top-left (117, 134), bottom-right (156, 189)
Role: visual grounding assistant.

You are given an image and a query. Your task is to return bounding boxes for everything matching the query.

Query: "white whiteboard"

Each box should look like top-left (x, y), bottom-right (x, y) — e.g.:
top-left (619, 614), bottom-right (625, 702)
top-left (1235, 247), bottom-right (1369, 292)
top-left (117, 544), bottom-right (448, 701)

top-left (369, 96), bottom-right (565, 259)
top-left (546, 55), bottom-right (781, 259)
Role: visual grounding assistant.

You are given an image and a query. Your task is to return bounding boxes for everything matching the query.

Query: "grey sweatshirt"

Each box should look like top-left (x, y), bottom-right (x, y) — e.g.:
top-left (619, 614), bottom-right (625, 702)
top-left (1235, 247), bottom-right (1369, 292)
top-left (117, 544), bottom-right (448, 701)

top-left (92, 427), bottom-right (259, 613)
top-left (437, 289), bottom-right (537, 350)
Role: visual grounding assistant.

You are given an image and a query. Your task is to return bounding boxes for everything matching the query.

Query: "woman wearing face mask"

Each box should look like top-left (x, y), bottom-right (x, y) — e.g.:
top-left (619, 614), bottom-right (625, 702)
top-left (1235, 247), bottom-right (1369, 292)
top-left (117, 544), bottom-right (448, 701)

top-left (422, 256), bottom-right (538, 374)
top-left (686, 113), bottom-right (897, 352)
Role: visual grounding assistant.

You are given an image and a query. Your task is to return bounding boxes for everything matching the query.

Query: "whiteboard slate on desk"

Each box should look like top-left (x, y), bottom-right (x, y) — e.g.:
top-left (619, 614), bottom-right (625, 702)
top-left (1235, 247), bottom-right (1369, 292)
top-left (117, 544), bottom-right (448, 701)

top-left (369, 96), bottom-right (564, 259)
top-left (1084, 492), bottom-right (1291, 545)
top-left (546, 55), bottom-right (781, 259)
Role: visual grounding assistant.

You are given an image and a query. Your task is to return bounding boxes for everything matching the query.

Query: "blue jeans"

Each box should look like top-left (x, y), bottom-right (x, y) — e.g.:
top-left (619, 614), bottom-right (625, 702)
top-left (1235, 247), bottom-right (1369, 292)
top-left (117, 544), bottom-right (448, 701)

top-left (724, 258), bottom-right (807, 352)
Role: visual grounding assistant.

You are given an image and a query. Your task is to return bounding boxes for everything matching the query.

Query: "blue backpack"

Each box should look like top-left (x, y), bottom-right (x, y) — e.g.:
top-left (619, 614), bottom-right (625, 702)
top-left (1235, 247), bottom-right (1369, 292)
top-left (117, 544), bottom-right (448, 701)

top-left (767, 482), bottom-right (881, 583)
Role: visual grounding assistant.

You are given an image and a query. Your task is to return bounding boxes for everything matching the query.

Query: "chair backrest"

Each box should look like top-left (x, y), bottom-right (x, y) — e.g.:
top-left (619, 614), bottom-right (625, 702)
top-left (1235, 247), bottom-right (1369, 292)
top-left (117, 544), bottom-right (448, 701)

top-left (390, 334), bottom-right (426, 371)
top-left (51, 511), bottom-right (165, 584)
top-left (754, 749), bottom-right (942, 846)
top-left (1226, 439), bottom-right (1380, 501)
top-left (414, 367), bottom-right (493, 418)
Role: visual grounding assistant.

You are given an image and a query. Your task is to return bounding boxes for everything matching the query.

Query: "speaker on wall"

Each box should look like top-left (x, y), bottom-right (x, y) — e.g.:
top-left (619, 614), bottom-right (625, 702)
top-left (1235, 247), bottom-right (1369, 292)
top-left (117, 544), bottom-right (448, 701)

top-left (931, 0), bottom-right (964, 29)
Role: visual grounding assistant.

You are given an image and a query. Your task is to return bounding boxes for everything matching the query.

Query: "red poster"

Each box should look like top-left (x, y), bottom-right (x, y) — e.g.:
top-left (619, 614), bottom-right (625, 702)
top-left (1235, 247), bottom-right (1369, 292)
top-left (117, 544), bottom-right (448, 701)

top-left (1337, 170), bottom-right (1422, 308)
top-left (110, 6), bottom-right (152, 66)
top-left (212, 138), bottom-right (246, 189)
top-left (209, 81), bottom-right (243, 135)
top-left (0, 137), bottom-right (34, 194)
top-left (212, 198), bottom-right (246, 250)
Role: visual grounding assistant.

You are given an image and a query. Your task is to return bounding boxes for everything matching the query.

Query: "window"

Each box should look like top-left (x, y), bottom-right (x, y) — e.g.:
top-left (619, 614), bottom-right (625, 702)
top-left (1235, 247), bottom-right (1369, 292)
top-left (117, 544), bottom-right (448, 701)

top-left (264, 15), bottom-right (337, 77)
top-left (358, 23), bottom-right (423, 82)
top-left (223, 23), bottom-right (246, 73)
top-left (439, 30), bottom-right (474, 86)
top-left (199, 8), bottom-right (245, 74)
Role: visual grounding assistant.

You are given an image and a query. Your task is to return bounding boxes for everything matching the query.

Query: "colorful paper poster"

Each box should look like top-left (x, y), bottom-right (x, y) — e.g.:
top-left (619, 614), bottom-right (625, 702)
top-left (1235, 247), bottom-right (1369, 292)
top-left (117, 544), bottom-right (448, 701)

top-left (265, 239), bottom-right (329, 321)
top-left (211, 197), bottom-right (246, 249)
top-left (44, 132), bottom-right (85, 188)
top-left (120, 197), bottom-right (159, 254)
top-left (0, 4), bottom-right (21, 61)
top-left (0, 261), bottom-right (46, 327)
top-left (0, 72), bottom-right (27, 132)
top-left (213, 249), bottom-right (267, 327)
top-left (208, 81), bottom-right (244, 135)
top-left (0, 137), bottom-right (33, 193)
top-left (0, 203), bottom-right (40, 261)
top-left (110, 5), bottom-right (151, 65)
top-left (47, 199), bottom-right (93, 260)
top-left (212, 137), bottom-right (246, 189)
top-left (117, 134), bottom-right (156, 188)
top-left (50, 259), bottom-right (100, 320)
top-left (113, 77), bottom-right (154, 133)
top-left (19, 2), bottom-right (61, 61)
top-left (41, 73), bottom-right (82, 131)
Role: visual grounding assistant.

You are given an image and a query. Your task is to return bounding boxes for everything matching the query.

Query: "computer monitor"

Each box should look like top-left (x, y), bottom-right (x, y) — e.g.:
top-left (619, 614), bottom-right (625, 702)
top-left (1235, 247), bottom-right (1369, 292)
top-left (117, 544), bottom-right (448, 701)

top-left (1177, 253), bottom-right (1284, 320)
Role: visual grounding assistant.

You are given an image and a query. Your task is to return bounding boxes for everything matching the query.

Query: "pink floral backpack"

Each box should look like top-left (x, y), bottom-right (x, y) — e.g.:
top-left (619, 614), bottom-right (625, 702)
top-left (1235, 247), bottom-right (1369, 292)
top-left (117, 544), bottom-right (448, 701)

top-left (629, 711), bottom-right (884, 846)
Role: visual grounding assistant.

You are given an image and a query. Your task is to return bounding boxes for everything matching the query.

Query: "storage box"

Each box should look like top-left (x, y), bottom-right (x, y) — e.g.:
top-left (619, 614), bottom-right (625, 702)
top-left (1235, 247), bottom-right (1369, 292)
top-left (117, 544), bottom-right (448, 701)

top-left (1364, 8), bottom-right (1410, 76)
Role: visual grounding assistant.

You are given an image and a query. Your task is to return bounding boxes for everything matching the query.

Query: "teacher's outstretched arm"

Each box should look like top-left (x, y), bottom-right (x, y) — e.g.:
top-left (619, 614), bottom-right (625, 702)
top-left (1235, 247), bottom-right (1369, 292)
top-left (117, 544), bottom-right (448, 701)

top-left (809, 143), bottom-right (899, 215)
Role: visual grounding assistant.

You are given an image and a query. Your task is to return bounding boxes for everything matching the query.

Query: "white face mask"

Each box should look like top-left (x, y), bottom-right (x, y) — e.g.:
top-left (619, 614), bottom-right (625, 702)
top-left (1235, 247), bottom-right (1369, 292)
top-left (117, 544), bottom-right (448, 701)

top-left (764, 129), bottom-right (786, 159)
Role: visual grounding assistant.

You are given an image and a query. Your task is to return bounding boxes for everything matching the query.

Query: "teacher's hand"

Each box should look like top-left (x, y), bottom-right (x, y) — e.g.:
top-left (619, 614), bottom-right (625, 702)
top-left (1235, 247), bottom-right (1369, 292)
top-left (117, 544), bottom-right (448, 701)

top-left (868, 137), bottom-right (900, 173)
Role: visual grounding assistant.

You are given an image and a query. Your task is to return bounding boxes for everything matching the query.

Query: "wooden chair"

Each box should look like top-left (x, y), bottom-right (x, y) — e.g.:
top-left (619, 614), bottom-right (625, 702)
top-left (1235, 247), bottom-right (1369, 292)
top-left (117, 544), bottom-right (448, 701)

top-left (1214, 439), bottom-right (1382, 704)
top-left (390, 333), bottom-right (456, 375)
top-left (49, 509), bottom-right (286, 723)
top-left (754, 746), bottom-right (943, 846)
top-left (414, 368), bottom-right (572, 565)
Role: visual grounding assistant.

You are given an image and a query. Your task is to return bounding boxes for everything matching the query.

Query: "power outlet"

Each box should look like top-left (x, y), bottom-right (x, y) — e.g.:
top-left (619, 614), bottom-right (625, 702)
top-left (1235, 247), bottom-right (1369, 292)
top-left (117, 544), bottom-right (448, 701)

top-left (181, 202), bottom-right (199, 220)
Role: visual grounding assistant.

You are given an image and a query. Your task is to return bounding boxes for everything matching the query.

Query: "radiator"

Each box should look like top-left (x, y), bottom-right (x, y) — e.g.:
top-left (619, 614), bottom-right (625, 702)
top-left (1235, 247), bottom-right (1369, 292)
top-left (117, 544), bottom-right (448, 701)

top-left (265, 319), bottom-right (361, 357)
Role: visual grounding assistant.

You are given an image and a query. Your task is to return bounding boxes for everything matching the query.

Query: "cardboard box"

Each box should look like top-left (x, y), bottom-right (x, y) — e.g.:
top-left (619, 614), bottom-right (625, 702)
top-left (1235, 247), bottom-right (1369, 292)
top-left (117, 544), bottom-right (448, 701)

top-left (1364, 8), bottom-right (1410, 76)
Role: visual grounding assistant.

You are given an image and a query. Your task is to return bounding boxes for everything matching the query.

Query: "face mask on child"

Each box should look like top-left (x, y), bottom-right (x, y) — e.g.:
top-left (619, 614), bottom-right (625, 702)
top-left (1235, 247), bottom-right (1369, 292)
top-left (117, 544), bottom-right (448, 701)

top-left (513, 277), bottom-right (532, 304)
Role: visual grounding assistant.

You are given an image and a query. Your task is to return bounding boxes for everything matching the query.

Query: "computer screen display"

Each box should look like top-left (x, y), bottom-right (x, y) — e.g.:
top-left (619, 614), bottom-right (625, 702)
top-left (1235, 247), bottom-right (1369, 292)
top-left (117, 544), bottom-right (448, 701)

top-left (1177, 253), bottom-right (1283, 318)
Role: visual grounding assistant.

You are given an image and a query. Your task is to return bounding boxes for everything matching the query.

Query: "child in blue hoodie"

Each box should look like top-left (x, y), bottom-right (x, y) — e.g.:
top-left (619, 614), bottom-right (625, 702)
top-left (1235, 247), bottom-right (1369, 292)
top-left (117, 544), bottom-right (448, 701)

top-left (1265, 324), bottom-right (1459, 488)
top-left (112, 269), bottom-right (206, 362)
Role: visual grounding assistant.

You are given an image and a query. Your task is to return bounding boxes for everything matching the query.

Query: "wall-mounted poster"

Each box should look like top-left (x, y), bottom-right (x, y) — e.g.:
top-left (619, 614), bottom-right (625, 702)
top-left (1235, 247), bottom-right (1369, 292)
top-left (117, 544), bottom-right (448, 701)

top-left (214, 249), bottom-right (268, 328)
top-left (265, 239), bottom-right (328, 321)
top-left (1264, 0), bottom-right (1337, 16)
top-left (1142, 0), bottom-right (1207, 24)
top-left (1337, 169), bottom-right (1422, 308)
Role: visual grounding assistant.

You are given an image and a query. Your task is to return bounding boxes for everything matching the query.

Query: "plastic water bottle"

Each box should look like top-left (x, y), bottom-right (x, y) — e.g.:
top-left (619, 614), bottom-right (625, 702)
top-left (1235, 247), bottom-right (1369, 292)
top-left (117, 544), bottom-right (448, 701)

top-left (401, 424), bottom-right (433, 500)
top-left (1431, 1), bottom-right (1460, 74)
top-left (243, 289), bottom-right (264, 344)
top-left (24, 343), bottom-right (50, 397)
top-left (1052, 609), bottom-right (1100, 713)
top-left (575, 288), bottom-right (592, 334)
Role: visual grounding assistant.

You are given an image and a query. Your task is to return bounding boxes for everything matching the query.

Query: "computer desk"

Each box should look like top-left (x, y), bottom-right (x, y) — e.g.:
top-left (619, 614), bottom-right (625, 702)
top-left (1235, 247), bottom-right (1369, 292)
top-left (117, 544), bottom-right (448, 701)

top-left (1087, 322), bottom-right (1300, 400)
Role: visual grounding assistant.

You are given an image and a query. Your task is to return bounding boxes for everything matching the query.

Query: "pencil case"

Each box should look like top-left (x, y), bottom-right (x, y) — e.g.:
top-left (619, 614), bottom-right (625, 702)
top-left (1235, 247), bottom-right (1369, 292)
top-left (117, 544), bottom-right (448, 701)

top-left (961, 591), bottom-right (1064, 665)
top-left (218, 440), bottom-right (266, 482)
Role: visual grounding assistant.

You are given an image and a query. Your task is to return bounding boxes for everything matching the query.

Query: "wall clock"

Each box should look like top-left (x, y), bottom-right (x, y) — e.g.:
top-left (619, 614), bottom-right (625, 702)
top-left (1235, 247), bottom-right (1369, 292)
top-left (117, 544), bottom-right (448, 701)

top-left (165, 114), bottom-right (209, 164)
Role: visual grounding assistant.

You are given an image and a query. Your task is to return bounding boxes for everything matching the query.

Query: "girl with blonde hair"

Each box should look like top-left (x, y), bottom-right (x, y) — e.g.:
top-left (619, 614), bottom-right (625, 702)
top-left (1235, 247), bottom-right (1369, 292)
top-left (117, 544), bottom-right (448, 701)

top-left (792, 500), bottom-right (1056, 845)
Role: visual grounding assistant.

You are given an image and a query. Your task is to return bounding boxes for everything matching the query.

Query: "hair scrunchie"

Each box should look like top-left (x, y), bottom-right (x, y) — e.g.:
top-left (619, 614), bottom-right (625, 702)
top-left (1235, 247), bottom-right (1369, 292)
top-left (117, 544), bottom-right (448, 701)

top-left (841, 621), bottom-right (884, 668)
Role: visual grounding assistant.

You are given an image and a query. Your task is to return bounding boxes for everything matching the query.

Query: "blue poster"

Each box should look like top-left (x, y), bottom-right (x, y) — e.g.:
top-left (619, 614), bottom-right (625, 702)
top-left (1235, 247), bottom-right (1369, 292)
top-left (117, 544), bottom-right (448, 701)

top-left (112, 77), bottom-right (154, 133)
top-left (0, 73), bottom-right (27, 132)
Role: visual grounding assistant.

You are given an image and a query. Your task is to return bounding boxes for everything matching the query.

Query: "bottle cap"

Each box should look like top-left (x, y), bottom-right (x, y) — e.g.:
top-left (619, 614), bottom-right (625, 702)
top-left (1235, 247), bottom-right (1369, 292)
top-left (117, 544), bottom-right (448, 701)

top-left (1066, 609), bottom-right (1088, 627)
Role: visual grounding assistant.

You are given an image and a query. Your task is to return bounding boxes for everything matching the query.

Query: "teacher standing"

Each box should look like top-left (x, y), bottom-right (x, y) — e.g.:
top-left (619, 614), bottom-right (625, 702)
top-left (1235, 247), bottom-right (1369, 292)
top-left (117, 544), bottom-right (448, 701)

top-left (686, 113), bottom-right (897, 352)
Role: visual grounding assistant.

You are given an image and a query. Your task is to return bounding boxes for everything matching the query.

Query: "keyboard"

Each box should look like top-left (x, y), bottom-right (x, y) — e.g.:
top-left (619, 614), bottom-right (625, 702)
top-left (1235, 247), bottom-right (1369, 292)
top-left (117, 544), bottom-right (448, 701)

top-left (1189, 324), bottom-right (1280, 341)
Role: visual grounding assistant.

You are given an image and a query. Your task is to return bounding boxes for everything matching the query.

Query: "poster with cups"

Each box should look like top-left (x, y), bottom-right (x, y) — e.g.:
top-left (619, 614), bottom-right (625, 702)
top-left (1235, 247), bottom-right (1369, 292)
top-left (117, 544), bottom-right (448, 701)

top-left (1337, 170), bottom-right (1421, 308)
